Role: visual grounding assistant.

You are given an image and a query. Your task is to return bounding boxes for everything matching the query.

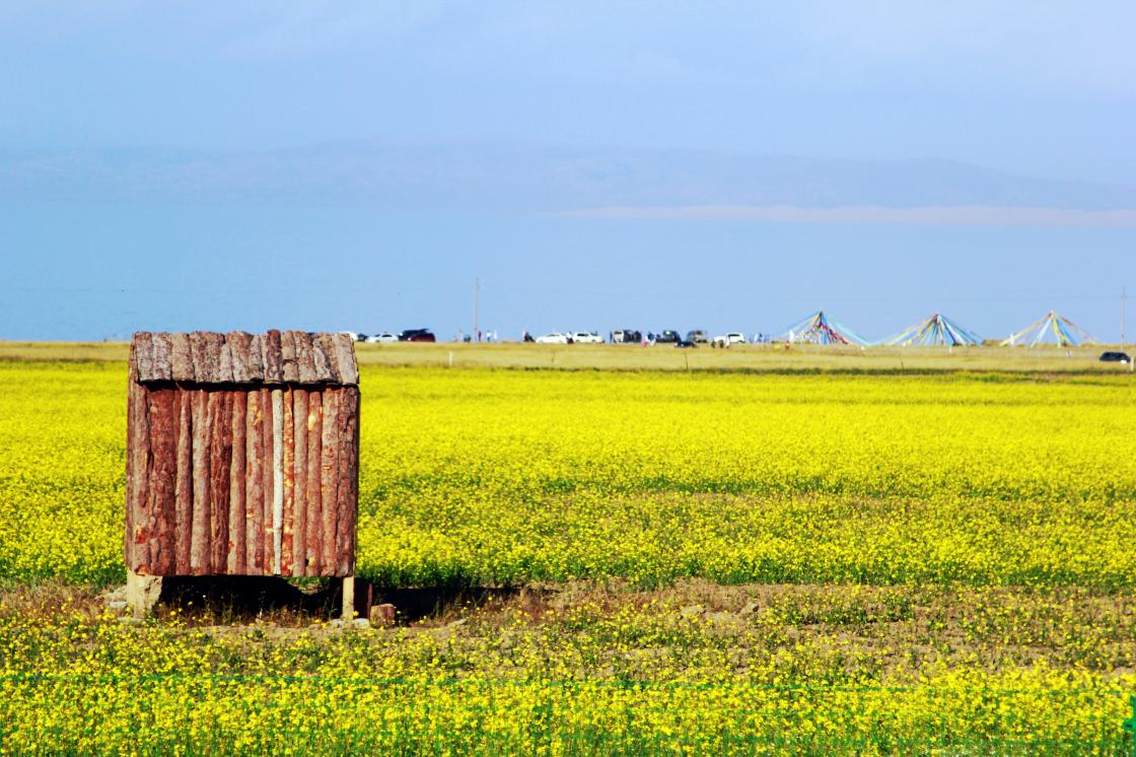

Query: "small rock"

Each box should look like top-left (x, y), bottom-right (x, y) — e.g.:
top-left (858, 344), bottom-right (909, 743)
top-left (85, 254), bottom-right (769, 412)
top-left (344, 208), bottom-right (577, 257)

top-left (352, 618), bottom-right (372, 630)
top-left (107, 599), bottom-right (128, 611)
top-left (369, 603), bottom-right (397, 627)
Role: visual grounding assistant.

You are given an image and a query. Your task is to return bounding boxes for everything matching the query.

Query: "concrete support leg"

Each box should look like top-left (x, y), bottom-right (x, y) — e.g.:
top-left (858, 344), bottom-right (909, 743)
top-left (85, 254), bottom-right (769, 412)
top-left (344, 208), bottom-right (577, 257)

top-left (342, 575), bottom-right (355, 620)
top-left (125, 568), bottom-right (162, 618)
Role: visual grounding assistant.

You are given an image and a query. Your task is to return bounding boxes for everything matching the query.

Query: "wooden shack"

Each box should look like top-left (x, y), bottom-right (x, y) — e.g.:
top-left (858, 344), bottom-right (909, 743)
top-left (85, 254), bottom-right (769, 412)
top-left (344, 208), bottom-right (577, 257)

top-left (125, 330), bottom-right (360, 616)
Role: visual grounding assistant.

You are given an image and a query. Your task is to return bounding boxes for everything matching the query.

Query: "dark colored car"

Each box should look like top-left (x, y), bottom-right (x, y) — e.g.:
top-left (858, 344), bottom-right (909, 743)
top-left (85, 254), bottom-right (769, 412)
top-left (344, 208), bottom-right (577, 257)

top-left (675, 340), bottom-right (697, 349)
top-left (1100, 351), bottom-right (1131, 363)
top-left (399, 328), bottom-right (436, 343)
top-left (655, 330), bottom-right (681, 344)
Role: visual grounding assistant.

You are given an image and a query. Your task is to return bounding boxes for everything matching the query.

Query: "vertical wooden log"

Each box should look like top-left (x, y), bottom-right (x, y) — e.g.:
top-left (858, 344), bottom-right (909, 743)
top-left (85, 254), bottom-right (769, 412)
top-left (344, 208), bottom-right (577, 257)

top-left (245, 390), bottom-right (264, 574)
top-left (127, 382), bottom-right (150, 573)
top-left (336, 387), bottom-right (359, 576)
top-left (271, 388), bottom-right (284, 575)
top-left (320, 390), bottom-right (339, 576)
top-left (124, 377), bottom-right (133, 568)
top-left (146, 388), bottom-right (178, 575)
top-left (228, 391), bottom-right (247, 573)
top-left (262, 389), bottom-right (275, 574)
top-left (305, 390), bottom-right (323, 576)
top-left (292, 389), bottom-right (308, 577)
top-left (174, 389), bottom-right (193, 574)
top-left (189, 390), bottom-right (212, 575)
top-left (281, 388), bottom-right (295, 576)
top-left (209, 392), bottom-right (231, 573)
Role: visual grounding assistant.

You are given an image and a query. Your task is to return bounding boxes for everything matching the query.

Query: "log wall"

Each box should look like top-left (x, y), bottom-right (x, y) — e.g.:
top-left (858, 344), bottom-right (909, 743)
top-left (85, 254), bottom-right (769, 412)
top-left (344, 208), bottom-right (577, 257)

top-left (126, 383), bottom-right (359, 577)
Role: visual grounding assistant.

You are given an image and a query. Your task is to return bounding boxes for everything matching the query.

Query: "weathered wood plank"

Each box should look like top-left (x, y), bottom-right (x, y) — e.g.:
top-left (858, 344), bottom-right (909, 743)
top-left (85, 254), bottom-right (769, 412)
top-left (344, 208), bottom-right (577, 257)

top-left (263, 330), bottom-right (284, 384)
top-left (305, 390), bottom-right (322, 575)
top-left (127, 382), bottom-right (150, 572)
top-left (203, 333), bottom-right (226, 384)
top-left (146, 387), bottom-right (177, 575)
top-left (310, 335), bottom-right (334, 383)
top-left (294, 332), bottom-right (318, 384)
top-left (261, 388), bottom-right (275, 573)
top-left (292, 388), bottom-right (308, 577)
top-left (314, 334), bottom-right (341, 383)
top-left (218, 337), bottom-right (235, 384)
top-left (227, 332), bottom-right (254, 384)
top-left (189, 390), bottom-right (212, 575)
top-left (228, 391), bottom-right (247, 573)
top-left (271, 388), bottom-right (284, 574)
top-left (189, 333), bottom-right (211, 384)
top-left (150, 333), bottom-right (173, 382)
top-left (281, 388), bottom-right (295, 576)
top-left (246, 333), bottom-right (265, 383)
top-left (133, 333), bottom-right (155, 383)
top-left (209, 391), bottom-right (231, 572)
top-left (319, 390), bottom-right (339, 575)
top-left (174, 388), bottom-right (193, 574)
top-left (332, 333), bottom-right (359, 385)
top-left (170, 333), bottom-right (195, 382)
top-left (336, 387), bottom-right (359, 576)
top-left (245, 388), bottom-right (264, 573)
top-left (281, 331), bottom-right (299, 383)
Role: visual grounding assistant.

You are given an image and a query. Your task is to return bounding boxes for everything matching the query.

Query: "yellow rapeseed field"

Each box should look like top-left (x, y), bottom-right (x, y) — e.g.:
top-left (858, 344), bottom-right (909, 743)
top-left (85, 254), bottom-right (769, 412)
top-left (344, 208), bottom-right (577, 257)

top-left (0, 359), bottom-right (1134, 752)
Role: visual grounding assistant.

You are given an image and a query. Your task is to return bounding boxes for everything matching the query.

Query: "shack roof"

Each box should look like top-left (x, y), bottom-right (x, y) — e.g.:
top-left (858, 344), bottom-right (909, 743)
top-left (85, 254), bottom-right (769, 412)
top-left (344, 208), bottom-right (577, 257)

top-left (130, 331), bottom-right (359, 386)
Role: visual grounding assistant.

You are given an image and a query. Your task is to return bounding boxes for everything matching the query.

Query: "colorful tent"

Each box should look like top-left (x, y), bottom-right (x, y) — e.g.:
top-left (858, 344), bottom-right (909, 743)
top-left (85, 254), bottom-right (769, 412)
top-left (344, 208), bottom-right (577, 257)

top-left (882, 313), bottom-right (981, 347)
top-left (1001, 311), bottom-right (1095, 347)
top-left (779, 311), bottom-right (867, 345)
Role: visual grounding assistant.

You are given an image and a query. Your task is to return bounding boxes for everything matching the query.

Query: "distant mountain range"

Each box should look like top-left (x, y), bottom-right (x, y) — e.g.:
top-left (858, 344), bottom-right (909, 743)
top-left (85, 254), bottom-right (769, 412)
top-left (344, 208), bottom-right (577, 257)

top-left (2, 142), bottom-right (1134, 211)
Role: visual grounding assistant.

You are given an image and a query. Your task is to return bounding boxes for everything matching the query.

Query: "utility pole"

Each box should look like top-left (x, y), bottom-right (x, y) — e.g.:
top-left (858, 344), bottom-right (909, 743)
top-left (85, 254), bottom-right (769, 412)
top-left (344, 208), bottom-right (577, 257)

top-left (474, 277), bottom-right (480, 343)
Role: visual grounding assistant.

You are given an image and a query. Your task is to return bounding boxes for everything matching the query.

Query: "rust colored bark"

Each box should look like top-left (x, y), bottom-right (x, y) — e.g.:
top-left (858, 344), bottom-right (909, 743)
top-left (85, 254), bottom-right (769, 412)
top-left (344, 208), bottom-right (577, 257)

top-left (246, 388), bottom-right (264, 573)
top-left (336, 387), bottom-right (359, 576)
top-left (281, 388), bottom-right (295, 576)
top-left (305, 390), bottom-right (322, 576)
top-left (146, 387), bottom-right (178, 575)
top-left (261, 388), bottom-right (275, 573)
top-left (292, 388), bottom-right (308, 577)
top-left (174, 388), bottom-right (193, 574)
top-left (127, 382), bottom-right (150, 572)
top-left (319, 390), bottom-right (339, 576)
top-left (228, 391), bottom-right (247, 573)
top-left (189, 390), bottom-right (212, 574)
top-left (209, 391), bottom-right (231, 572)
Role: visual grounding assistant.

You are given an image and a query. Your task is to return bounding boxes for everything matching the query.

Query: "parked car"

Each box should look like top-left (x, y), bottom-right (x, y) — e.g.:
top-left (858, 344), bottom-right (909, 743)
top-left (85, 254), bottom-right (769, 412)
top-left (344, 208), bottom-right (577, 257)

top-left (675, 339), bottom-right (698, 349)
top-left (366, 332), bottom-right (398, 343)
top-left (1100, 351), bottom-right (1132, 364)
top-left (571, 331), bottom-right (604, 344)
top-left (535, 332), bottom-right (570, 344)
top-left (610, 329), bottom-right (642, 344)
top-left (712, 332), bottom-right (747, 348)
top-left (654, 330), bottom-right (681, 344)
top-left (398, 328), bottom-right (436, 343)
top-left (686, 330), bottom-right (709, 344)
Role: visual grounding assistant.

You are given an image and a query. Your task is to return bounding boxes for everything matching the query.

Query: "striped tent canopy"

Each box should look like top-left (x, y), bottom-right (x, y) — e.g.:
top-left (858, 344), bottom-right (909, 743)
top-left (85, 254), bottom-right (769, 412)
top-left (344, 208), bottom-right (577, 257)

top-left (882, 313), bottom-right (981, 347)
top-left (1001, 311), bottom-right (1095, 347)
top-left (778, 311), bottom-right (867, 346)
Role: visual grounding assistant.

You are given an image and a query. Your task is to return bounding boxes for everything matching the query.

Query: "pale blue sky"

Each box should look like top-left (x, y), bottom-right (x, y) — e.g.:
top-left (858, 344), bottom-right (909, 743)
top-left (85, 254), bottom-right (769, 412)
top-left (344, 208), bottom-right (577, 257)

top-left (0, 2), bottom-right (1133, 340)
